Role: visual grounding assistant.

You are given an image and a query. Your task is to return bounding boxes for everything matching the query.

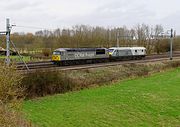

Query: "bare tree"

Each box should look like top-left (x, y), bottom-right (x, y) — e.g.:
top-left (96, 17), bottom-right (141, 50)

top-left (154, 25), bottom-right (164, 54)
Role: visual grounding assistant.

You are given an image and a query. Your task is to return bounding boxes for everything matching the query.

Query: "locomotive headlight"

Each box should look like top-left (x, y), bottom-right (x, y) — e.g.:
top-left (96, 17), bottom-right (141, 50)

top-left (108, 49), bottom-right (114, 56)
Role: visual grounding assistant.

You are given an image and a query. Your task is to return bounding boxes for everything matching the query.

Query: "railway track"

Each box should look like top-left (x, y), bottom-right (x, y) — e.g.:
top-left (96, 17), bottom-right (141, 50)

top-left (17, 53), bottom-right (180, 72)
top-left (17, 61), bottom-right (56, 70)
top-left (52, 57), bottom-right (180, 71)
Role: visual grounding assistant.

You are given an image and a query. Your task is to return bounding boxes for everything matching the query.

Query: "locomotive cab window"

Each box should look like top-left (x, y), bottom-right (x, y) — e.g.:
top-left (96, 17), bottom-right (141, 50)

top-left (96, 49), bottom-right (105, 55)
top-left (53, 51), bottom-right (61, 55)
top-left (108, 49), bottom-right (114, 53)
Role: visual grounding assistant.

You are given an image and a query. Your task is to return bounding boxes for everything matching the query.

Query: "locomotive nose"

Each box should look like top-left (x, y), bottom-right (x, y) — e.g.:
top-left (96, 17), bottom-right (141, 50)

top-left (52, 55), bottom-right (60, 61)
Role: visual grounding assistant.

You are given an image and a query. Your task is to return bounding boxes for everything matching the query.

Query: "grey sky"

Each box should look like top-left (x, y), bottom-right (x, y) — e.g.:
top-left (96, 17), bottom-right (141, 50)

top-left (0, 0), bottom-right (180, 34)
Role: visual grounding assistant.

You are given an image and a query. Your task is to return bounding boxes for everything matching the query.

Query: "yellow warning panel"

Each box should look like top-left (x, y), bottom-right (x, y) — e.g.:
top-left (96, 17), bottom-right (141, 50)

top-left (52, 55), bottom-right (60, 61)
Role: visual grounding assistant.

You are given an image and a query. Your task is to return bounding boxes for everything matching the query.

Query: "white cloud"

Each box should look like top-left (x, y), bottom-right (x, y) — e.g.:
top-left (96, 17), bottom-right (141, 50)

top-left (0, 0), bottom-right (179, 34)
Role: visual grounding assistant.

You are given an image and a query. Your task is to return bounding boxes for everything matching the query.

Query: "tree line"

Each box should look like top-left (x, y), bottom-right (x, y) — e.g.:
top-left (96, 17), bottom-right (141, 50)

top-left (0, 24), bottom-right (179, 55)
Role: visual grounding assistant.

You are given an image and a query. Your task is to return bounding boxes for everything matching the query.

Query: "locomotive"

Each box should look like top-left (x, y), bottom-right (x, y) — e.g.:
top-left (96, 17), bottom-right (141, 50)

top-left (109, 47), bottom-right (146, 60)
top-left (52, 47), bottom-right (146, 65)
top-left (52, 48), bottom-right (109, 65)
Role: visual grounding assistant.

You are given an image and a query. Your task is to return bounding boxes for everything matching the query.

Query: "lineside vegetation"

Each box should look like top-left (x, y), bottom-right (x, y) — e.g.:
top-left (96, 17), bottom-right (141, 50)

top-left (0, 63), bottom-right (31, 127)
top-left (21, 59), bottom-right (180, 98)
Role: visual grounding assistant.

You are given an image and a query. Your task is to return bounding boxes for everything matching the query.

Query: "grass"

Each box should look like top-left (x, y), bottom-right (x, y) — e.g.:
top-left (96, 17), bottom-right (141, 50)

top-left (0, 55), bottom-right (31, 62)
top-left (0, 55), bottom-right (47, 62)
top-left (23, 68), bottom-right (180, 127)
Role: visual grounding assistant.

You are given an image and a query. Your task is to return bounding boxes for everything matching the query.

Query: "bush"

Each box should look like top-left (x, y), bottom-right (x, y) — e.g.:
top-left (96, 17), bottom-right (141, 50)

top-left (0, 63), bottom-right (23, 103)
top-left (0, 63), bottom-right (31, 127)
top-left (22, 70), bottom-right (75, 98)
top-left (42, 48), bottom-right (51, 57)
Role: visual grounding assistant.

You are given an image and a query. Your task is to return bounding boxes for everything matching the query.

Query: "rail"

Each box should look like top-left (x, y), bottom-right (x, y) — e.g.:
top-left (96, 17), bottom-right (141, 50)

top-left (17, 53), bottom-right (180, 73)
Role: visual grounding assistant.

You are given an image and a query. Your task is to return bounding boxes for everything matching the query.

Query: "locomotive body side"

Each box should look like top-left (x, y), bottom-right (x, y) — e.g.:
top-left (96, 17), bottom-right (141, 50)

top-left (130, 47), bottom-right (146, 57)
top-left (109, 47), bottom-right (146, 60)
top-left (52, 48), bottom-right (109, 65)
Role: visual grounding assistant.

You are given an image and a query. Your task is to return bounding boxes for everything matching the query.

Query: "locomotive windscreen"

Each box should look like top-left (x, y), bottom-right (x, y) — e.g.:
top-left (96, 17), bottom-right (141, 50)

top-left (53, 51), bottom-right (61, 55)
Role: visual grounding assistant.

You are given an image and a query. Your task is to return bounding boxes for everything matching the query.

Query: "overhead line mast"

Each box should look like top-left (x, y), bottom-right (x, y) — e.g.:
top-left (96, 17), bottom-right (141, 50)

top-left (0, 18), bottom-right (29, 70)
top-left (0, 18), bottom-right (11, 65)
top-left (6, 18), bottom-right (11, 65)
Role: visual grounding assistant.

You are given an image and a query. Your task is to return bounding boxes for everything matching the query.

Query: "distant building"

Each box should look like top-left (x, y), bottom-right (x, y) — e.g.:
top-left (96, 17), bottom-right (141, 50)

top-left (0, 47), bottom-right (5, 51)
top-left (0, 47), bottom-right (6, 55)
top-left (0, 47), bottom-right (17, 55)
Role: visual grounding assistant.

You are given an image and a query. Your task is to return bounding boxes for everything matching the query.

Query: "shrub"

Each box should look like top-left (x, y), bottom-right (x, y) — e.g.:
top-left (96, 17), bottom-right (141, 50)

top-left (22, 70), bottom-right (75, 98)
top-left (0, 63), bottom-right (23, 103)
top-left (42, 48), bottom-right (51, 57)
top-left (0, 63), bottom-right (31, 127)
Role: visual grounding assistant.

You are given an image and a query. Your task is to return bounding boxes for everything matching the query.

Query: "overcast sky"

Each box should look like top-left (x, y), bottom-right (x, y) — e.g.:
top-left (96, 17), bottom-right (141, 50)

top-left (0, 0), bottom-right (180, 34)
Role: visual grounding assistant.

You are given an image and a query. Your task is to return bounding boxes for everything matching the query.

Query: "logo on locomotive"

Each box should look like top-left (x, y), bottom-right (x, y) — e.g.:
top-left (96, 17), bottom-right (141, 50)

top-left (75, 52), bottom-right (94, 58)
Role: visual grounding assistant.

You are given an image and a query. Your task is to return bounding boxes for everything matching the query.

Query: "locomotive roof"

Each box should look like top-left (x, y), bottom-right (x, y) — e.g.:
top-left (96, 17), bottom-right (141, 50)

top-left (54, 48), bottom-right (107, 52)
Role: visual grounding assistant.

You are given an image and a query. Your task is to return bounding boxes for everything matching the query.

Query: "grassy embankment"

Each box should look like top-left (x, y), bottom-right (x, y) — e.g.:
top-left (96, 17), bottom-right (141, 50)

top-left (23, 67), bottom-right (180, 127)
top-left (0, 55), bottom-right (32, 62)
top-left (0, 55), bottom-right (50, 62)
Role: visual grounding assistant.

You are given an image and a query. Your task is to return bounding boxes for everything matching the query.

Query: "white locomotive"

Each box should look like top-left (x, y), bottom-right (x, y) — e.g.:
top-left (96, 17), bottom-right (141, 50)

top-left (109, 47), bottom-right (146, 60)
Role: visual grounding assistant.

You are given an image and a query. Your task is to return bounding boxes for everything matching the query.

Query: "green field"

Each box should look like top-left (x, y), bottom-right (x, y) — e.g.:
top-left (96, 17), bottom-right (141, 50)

top-left (23, 68), bottom-right (180, 127)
